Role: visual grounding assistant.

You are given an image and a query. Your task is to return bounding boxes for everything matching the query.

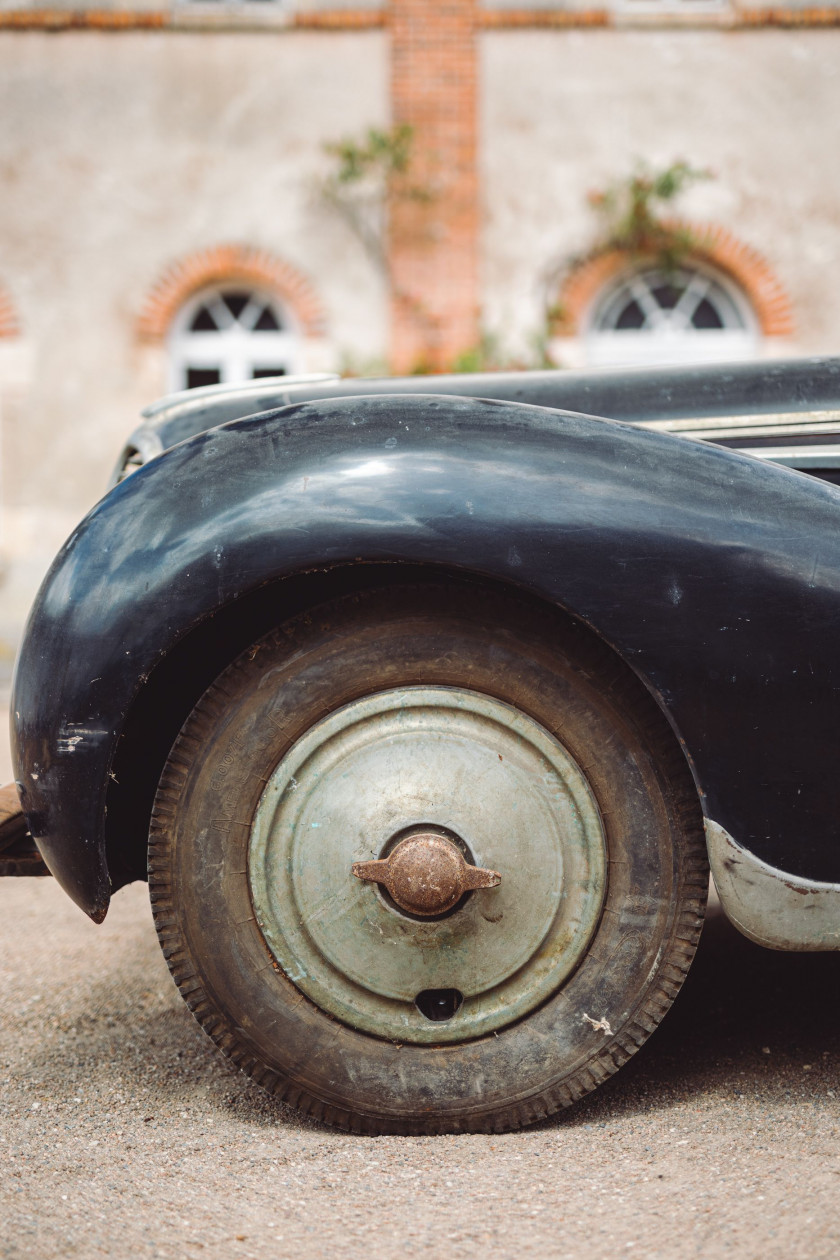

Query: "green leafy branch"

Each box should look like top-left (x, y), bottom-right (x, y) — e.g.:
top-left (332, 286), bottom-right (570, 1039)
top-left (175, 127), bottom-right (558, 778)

top-left (586, 159), bottom-right (713, 269)
top-left (320, 125), bottom-right (431, 275)
top-left (546, 159), bottom-right (714, 332)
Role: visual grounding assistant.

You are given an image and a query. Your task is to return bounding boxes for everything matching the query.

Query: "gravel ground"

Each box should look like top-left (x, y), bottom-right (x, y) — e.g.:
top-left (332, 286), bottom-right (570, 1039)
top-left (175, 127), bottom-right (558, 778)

top-left (1, 706), bottom-right (839, 1259)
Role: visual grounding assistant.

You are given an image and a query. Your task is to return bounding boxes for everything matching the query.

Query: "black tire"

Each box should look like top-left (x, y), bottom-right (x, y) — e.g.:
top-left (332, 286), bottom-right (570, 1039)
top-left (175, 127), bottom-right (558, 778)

top-left (149, 585), bottom-right (707, 1134)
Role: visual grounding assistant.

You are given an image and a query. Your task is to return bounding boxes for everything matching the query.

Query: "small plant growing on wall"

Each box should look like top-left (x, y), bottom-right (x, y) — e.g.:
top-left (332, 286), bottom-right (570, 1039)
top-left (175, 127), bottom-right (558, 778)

top-left (546, 159), bottom-right (713, 334)
top-left (587, 159), bottom-right (712, 265)
top-left (322, 126), bottom-right (561, 375)
top-left (320, 125), bottom-right (430, 276)
top-left (446, 330), bottom-right (556, 376)
top-left (321, 124), bottom-right (445, 372)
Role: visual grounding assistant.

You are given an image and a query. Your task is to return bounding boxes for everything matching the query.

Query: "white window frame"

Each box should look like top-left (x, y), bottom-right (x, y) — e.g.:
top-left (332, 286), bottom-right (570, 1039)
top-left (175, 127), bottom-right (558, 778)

top-left (168, 285), bottom-right (301, 393)
top-left (585, 262), bottom-right (758, 368)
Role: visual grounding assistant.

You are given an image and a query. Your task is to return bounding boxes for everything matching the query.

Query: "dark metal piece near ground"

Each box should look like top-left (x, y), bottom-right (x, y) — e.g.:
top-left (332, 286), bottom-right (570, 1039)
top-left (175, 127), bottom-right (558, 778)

top-left (0, 783), bottom-right (25, 844)
top-left (352, 832), bottom-right (501, 917)
top-left (0, 783), bottom-right (50, 877)
top-left (0, 834), bottom-right (51, 877)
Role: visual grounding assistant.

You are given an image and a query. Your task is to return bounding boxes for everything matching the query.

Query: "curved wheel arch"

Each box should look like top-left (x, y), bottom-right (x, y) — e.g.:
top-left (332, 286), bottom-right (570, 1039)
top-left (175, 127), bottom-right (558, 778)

top-left (105, 563), bottom-right (699, 895)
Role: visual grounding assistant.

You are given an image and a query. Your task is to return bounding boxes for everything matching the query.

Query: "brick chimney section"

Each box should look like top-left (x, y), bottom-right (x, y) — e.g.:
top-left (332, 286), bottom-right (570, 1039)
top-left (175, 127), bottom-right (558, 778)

top-left (389, 0), bottom-right (480, 373)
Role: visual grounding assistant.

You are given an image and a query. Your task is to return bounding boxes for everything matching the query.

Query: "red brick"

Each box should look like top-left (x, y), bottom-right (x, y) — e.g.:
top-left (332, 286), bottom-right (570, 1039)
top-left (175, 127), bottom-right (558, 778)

top-left (388, 0), bottom-right (480, 372)
top-left (480, 9), bottom-right (609, 28)
top-left (0, 286), bottom-right (20, 339)
top-left (136, 244), bottom-right (326, 342)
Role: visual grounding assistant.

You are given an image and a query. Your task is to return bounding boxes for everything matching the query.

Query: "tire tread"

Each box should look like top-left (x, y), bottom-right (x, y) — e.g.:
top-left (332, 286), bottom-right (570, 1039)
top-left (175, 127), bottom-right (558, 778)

top-left (148, 583), bottom-right (707, 1135)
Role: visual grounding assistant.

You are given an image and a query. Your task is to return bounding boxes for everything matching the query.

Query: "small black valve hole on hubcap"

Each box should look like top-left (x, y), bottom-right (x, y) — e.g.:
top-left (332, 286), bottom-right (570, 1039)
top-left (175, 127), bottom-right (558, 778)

top-left (415, 989), bottom-right (464, 1022)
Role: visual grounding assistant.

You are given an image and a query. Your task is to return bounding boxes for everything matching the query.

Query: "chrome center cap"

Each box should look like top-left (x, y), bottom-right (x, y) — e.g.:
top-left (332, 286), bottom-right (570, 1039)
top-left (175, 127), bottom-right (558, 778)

top-left (353, 832), bottom-right (501, 917)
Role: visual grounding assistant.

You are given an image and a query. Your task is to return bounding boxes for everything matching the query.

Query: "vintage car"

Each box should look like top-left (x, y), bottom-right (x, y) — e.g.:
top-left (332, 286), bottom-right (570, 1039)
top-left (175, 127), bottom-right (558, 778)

top-left (3, 356), bottom-right (840, 1135)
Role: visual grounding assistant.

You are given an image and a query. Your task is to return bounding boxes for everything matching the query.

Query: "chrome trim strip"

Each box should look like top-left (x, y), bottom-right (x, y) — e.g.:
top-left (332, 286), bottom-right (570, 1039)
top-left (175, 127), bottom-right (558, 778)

top-left (637, 409), bottom-right (840, 437)
top-left (140, 373), bottom-right (339, 419)
top-left (734, 445), bottom-right (840, 468)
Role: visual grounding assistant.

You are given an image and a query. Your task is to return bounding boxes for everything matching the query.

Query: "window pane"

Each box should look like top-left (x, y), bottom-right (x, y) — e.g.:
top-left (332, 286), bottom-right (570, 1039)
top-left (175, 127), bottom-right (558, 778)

top-left (222, 292), bottom-right (251, 322)
top-left (254, 305), bottom-right (281, 331)
top-left (615, 300), bottom-right (645, 330)
top-left (692, 298), bottom-right (724, 330)
top-left (186, 367), bottom-right (222, 390)
top-left (190, 305), bottom-right (219, 332)
top-left (651, 283), bottom-right (682, 311)
top-left (251, 367), bottom-right (287, 379)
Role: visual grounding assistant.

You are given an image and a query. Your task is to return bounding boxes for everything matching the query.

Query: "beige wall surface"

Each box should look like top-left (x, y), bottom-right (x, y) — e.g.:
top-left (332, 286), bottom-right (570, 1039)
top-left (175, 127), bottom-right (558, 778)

top-left (0, 30), bottom-right (388, 648)
top-left (481, 29), bottom-right (840, 363)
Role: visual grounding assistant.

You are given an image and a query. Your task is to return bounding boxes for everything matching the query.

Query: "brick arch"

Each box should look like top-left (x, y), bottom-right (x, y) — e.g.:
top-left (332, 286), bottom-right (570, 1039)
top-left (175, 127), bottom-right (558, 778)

top-left (137, 244), bottom-right (327, 342)
top-left (555, 222), bottom-right (794, 338)
top-left (0, 283), bottom-right (21, 338)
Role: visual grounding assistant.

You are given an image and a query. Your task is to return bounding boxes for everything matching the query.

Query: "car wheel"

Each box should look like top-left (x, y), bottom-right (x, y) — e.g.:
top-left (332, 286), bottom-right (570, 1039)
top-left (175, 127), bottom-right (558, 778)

top-left (148, 585), bottom-right (707, 1134)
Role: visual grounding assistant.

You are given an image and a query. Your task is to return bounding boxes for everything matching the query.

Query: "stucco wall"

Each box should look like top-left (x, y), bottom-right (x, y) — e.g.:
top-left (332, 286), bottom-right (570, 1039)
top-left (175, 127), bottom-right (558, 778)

top-left (481, 29), bottom-right (840, 363)
top-left (0, 29), bottom-right (389, 647)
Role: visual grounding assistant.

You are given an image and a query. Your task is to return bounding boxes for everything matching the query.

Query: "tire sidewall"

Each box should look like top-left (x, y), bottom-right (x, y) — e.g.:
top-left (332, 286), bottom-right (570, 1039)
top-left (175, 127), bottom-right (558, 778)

top-left (153, 588), bottom-right (698, 1131)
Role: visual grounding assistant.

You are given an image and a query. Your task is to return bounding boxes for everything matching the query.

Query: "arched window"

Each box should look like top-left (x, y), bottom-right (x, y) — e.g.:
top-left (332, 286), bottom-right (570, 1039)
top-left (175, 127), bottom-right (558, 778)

top-left (168, 285), bottom-right (300, 391)
top-left (585, 263), bottom-right (758, 367)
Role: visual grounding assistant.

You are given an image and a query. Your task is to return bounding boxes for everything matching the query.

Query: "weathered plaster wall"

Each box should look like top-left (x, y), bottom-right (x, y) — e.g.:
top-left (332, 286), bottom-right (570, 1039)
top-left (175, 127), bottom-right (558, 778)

top-left (0, 30), bottom-right (388, 646)
top-left (481, 29), bottom-right (840, 363)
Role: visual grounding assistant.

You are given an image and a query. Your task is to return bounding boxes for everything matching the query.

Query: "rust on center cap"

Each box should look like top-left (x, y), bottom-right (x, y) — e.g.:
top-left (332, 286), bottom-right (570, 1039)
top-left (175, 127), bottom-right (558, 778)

top-left (352, 833), bottom-right (501, 917)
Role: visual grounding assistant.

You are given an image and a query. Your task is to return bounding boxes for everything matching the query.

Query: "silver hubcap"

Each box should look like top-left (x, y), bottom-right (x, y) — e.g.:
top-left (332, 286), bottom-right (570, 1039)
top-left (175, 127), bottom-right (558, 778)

top-left (249, 687), bottom-right (607, 1044)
